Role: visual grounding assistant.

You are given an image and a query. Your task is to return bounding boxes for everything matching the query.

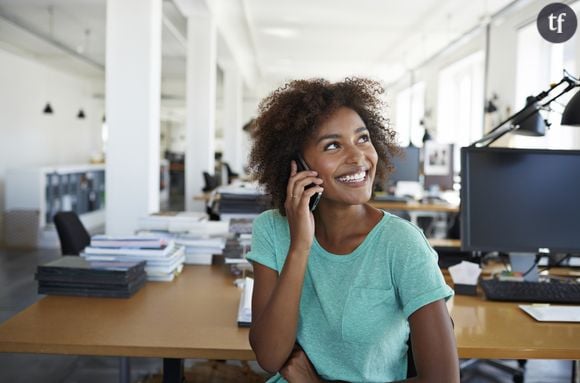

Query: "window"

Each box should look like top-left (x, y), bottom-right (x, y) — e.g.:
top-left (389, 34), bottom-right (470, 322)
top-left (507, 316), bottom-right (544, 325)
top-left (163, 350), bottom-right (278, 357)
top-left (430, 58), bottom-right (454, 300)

top-left (437, 51), bottom-right (484, 170)
top-left (395, 81), bottom-right (425, 146)
top-left (514, 4), bottom-right (578, 149)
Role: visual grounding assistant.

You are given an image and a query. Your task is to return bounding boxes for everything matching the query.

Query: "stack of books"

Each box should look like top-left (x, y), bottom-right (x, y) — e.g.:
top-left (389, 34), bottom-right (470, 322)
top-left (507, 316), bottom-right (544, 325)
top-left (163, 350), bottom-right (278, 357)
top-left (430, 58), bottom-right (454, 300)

top-left (216, 183), bottom-right (271, 221)
top-left (36, 256), bottom-right (147, 298)
top-left (137, 211), bottom-right (209, 233)
top-left (81, 235), bottom-right (185, 282)
top-left (174, 236), bottom-right (226, 265)
top-left (137, 213), bottom-right (232, 265)
top-left (228, 218), bottom-right (254, 235)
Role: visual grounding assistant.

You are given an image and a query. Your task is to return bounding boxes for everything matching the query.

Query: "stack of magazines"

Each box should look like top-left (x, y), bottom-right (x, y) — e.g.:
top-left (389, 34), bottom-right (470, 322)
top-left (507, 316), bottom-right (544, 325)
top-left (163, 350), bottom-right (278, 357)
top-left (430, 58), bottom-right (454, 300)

top-left (136, 214), bottom-right (231, 265)
top-left (215, 183), bottom-right (271, 221)
top-left (81, 235), bottom-right (185, 282)
top-left (36, 256), bottom-right (147, 298)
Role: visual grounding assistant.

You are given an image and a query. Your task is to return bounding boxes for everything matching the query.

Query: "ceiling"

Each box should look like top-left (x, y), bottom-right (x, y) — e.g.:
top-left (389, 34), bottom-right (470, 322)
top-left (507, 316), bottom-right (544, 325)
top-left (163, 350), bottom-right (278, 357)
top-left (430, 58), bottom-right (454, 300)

top-left (0, 0), bottom-right (516, 100)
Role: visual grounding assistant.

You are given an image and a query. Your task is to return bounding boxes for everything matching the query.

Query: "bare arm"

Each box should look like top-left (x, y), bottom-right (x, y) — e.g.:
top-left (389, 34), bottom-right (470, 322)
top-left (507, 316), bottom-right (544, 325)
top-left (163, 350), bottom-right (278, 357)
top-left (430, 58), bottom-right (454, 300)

top-left (395, 299), bottom-right (459, 383)
top-left (249, 161), bottom-right (323, 373)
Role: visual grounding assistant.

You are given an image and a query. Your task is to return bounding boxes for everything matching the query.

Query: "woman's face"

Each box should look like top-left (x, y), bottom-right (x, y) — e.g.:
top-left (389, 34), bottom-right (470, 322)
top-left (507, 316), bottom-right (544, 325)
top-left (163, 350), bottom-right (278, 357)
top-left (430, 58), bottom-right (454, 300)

top-left (302, 106), bottom-right (378, 207)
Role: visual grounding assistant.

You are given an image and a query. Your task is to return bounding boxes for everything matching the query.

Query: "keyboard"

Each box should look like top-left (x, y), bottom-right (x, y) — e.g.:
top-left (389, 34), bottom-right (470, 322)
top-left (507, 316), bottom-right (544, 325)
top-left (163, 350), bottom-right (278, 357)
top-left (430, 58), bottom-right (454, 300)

top-left (480, 279), bottom-right (580, 304)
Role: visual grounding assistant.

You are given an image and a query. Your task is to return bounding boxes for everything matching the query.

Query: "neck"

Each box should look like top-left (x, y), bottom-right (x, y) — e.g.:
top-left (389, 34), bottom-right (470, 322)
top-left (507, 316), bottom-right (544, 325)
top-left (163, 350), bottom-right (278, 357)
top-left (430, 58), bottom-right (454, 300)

top-left (313, 202), bottom-right (381, 246)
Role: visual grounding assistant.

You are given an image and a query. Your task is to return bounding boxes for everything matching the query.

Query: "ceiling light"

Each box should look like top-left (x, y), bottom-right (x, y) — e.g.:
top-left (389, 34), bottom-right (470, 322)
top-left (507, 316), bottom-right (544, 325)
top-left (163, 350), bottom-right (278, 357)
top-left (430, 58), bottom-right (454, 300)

top-left (43, 102), bottom-right (53, 114)
top-left (262, 27), bottom-right (298, 38)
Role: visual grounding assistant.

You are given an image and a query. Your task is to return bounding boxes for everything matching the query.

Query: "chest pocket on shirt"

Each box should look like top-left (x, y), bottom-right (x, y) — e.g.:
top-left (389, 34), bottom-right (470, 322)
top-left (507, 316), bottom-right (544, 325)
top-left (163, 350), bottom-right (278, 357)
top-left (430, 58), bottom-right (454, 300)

top-left (341, 287), bottom-right (397, 343)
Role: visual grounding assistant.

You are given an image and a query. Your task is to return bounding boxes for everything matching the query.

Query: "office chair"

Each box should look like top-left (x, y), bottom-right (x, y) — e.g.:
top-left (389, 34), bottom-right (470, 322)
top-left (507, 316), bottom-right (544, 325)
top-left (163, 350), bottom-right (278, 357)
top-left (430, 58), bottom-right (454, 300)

top-left (223, 162), bottom-right (239, 184)
top-left (202, 171), bottom-right (219, 192)
top-left (53, 211), bottom-right (91, 255)
top-left (460, 358), bottom-right (526, 383)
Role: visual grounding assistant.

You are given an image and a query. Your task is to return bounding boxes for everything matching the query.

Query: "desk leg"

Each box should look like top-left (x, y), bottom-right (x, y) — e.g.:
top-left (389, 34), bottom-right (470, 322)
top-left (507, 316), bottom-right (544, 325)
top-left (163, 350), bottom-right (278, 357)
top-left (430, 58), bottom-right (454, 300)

top-left (163, 358), bottom-right (184, 383)
top-left (119, 357), bottom-right (130, 383)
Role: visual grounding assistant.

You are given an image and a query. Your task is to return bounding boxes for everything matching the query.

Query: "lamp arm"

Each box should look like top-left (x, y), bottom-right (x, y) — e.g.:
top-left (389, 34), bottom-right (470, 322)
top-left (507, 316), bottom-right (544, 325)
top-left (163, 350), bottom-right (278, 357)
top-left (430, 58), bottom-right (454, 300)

top-left (471, 73), bottom-right (579, 147)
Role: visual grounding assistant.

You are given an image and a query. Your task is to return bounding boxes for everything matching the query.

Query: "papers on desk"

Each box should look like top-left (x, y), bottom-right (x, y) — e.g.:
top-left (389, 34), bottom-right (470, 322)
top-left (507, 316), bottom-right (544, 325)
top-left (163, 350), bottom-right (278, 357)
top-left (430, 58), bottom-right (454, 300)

top-left (448, 261), bottom-right (481, 285)
top-left (237, 277), bottom-right (253, 327)
top-left (519, 305), bottom-right (580, 322)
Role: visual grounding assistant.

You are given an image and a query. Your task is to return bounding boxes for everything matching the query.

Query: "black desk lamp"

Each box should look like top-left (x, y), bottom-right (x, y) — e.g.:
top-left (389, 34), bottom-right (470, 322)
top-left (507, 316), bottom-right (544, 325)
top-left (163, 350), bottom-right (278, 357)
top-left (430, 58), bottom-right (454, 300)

top-left (471, 70), bottom-right (580, 147)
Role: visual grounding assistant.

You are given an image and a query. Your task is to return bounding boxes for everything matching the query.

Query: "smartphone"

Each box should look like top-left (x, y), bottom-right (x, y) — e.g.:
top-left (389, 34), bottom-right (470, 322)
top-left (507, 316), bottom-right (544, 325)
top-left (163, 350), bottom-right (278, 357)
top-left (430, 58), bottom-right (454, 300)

top-left (294, 154), bottom-right (322, 211)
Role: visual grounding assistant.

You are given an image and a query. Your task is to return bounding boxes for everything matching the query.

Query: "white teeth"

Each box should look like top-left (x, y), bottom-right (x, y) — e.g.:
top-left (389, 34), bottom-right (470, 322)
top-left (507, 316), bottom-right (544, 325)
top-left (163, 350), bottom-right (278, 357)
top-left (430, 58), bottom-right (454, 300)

top-left (337, 171), bottom-right (366, 183)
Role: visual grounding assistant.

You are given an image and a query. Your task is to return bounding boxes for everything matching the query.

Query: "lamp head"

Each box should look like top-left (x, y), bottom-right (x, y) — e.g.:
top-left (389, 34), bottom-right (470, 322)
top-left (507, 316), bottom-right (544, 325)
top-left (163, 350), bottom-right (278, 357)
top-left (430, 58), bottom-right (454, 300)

top-left (561, 90), bottom-right (580, 126)
top-left (513, 96), bottom-right (548, 136)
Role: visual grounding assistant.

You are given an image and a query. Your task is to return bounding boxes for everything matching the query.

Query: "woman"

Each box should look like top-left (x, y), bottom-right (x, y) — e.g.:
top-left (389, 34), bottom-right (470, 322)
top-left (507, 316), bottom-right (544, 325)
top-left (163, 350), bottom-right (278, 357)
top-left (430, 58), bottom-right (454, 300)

top-left (246, 78), bottom-right (459, 383)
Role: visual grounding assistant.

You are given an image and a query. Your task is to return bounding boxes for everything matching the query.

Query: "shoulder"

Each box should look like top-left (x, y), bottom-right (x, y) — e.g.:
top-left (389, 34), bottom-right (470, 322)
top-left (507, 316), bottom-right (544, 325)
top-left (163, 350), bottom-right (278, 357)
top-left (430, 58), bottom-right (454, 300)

top-left (374, 212), bottom-right (435, 261)
top-left (378, 212), bottom-right (428, 244)
top-left (252, 209), bottom-right (288, 233)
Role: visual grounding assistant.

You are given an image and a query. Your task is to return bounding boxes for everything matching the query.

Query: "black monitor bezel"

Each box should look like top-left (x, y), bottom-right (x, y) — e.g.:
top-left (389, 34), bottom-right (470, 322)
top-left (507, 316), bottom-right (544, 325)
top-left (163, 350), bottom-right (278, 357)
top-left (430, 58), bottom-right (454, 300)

top-left (460, 146), bottom-right (580, 254)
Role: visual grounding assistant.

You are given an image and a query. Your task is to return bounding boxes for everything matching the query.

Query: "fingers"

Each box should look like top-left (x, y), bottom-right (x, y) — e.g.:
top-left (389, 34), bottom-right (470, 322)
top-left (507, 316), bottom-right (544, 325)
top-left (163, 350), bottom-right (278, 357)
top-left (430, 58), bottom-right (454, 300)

top-left (279, 349), bottom-right (305, 379)
top-left (290, 159), bottom-right (297, 177)
top-left (286, 161), bottom-right (323, 205)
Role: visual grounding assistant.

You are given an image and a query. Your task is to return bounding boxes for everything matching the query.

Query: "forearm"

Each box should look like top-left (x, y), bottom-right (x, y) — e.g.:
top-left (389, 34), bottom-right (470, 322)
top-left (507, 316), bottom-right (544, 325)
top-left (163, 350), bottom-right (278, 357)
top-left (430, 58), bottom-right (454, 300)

top-left (250, 249), bottom-right (309, 372)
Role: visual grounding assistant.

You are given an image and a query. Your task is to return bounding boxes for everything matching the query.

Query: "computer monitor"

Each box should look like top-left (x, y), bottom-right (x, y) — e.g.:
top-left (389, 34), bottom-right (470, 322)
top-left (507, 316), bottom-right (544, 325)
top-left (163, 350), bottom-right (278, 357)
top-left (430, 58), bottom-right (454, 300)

top-left (384, 146), bottom-right (421, 188)
top-left (460, 147), bottom-right (580, 254)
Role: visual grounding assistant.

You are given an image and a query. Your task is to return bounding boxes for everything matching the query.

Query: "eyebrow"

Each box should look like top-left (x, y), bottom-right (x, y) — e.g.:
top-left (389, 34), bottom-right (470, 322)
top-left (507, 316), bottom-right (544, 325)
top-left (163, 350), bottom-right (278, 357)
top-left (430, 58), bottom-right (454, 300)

top-left (315, 126), bottom-right (368, 145)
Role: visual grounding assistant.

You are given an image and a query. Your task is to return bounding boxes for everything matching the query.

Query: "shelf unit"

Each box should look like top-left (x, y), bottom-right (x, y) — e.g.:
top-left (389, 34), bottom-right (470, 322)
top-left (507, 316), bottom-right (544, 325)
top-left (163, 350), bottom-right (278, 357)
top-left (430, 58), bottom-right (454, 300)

top-left (5, 164), bottom-right (106, 248)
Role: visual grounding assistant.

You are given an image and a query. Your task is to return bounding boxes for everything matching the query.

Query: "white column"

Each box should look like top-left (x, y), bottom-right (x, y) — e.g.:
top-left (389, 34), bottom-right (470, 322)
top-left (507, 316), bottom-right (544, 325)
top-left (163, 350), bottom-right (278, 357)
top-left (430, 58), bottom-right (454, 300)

top-left (185, 12), bottom-right (217, 211)
top-left (222, 62), bottom-right (244, 175)
top-left (105, 0), bottom-right (161, 234)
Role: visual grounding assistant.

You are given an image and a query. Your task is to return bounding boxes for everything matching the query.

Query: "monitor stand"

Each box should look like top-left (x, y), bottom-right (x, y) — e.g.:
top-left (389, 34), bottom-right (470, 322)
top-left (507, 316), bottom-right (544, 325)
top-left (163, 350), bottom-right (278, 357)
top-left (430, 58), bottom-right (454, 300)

top-left (509, 252), bottom-right (539, 282)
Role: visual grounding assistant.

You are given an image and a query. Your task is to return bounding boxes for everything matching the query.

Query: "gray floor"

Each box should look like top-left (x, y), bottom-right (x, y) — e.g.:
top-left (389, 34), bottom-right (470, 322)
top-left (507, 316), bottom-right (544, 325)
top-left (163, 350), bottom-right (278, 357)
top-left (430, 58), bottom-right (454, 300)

top-left (0, 247), bottom-right (574, 383)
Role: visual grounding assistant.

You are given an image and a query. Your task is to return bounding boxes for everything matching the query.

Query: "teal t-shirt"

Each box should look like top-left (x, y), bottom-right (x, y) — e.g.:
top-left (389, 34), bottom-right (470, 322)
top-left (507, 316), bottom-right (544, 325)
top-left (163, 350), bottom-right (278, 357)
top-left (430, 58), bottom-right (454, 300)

top-left (246, 209), bottom-right (453, 383)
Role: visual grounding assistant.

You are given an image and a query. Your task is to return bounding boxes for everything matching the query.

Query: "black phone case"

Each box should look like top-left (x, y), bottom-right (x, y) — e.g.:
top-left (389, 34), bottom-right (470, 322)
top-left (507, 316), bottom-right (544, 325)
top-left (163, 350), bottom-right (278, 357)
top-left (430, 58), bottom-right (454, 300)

top-left (294, 155), bottom-right (321, 211)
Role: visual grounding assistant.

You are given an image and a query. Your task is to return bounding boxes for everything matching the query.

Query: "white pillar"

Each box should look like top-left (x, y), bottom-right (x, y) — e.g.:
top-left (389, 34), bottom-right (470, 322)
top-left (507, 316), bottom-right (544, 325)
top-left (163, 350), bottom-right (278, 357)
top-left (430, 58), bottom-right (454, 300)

top-left (222, 62), bottom-right (244, 175)
top-left (185, 11), bottom-right (217, 211)
top-left (105, 0), bottom-right (161, 234)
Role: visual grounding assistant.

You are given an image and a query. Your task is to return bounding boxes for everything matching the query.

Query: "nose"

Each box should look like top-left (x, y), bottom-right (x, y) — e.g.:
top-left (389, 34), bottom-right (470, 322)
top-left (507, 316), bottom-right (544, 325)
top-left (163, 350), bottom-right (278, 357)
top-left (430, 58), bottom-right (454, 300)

top-left (344, 144), bottom-right (365, 165)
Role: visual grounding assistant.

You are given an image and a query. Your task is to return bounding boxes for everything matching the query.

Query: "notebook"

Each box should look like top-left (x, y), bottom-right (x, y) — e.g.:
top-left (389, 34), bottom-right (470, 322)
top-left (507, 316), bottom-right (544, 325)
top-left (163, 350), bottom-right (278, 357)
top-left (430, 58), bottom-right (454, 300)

top-left (519, 305), bottom-right (580, 322)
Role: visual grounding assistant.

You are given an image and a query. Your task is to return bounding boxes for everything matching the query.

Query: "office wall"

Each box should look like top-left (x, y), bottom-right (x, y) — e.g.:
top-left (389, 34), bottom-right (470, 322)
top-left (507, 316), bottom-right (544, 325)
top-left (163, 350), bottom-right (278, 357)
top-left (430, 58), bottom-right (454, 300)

top-left (386, 31), bottom-right (486, 143)
top-left (0, 47), bottom-right (103, 244)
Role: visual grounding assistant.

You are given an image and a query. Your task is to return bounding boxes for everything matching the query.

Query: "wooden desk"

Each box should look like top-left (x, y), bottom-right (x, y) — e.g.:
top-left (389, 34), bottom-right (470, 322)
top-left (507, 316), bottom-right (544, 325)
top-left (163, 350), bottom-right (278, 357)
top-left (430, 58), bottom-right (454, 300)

top-left (1, 265), bottom-right (579, 381)
top-left (193, 193), bottom-right (215, 202)
top-left (0, 265), bottom-right (253, 361)
top-left (452, 293), bottom-right (580, 360)
top-left (370, 200), bottom-right (460, 213)
top-left (428, 238), bottom-right (461, 249)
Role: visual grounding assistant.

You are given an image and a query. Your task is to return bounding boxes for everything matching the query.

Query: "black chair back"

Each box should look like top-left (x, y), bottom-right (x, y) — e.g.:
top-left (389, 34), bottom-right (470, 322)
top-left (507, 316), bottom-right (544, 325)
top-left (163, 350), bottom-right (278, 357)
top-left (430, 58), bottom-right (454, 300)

top-left (53, 211), bottom-right (91, 255)
top-left (224, 162), bottom-right (239, 183)
top-left (202, 172), bottom-right (218, 192)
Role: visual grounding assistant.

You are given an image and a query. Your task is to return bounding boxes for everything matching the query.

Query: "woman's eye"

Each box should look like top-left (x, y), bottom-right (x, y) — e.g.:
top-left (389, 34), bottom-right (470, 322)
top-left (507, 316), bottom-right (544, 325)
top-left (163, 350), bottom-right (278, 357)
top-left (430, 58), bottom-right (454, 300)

top-left (358, 134), bottom-right (370, 143)
top-left (324, 142), bottom-right (339, 150)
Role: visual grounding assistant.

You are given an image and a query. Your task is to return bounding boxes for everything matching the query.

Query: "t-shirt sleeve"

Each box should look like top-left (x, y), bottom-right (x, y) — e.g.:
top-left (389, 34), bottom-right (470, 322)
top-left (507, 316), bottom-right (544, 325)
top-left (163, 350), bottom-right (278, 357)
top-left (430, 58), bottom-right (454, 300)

top-left (245, 211), bottom-right (279, 272)
top-left (391, 221), bottom-right (454, 318)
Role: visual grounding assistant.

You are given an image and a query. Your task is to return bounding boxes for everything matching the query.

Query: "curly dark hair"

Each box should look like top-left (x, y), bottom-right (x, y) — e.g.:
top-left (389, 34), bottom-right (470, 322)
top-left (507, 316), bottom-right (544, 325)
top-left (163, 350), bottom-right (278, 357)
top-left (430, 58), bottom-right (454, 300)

top-left (248, 77), bottom-right (400, 216)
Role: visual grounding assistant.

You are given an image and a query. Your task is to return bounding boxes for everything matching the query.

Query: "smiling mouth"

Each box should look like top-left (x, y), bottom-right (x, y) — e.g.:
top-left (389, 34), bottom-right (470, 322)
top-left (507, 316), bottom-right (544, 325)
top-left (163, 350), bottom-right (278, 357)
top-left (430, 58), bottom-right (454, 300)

top-left (335, 170), bottom-right (368, 184)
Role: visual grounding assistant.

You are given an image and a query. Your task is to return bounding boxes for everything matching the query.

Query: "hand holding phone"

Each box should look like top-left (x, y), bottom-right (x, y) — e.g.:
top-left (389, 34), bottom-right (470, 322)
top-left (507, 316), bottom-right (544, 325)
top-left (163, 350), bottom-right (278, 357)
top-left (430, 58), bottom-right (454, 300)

top-left (294, 154), bottom-right (322, 211)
